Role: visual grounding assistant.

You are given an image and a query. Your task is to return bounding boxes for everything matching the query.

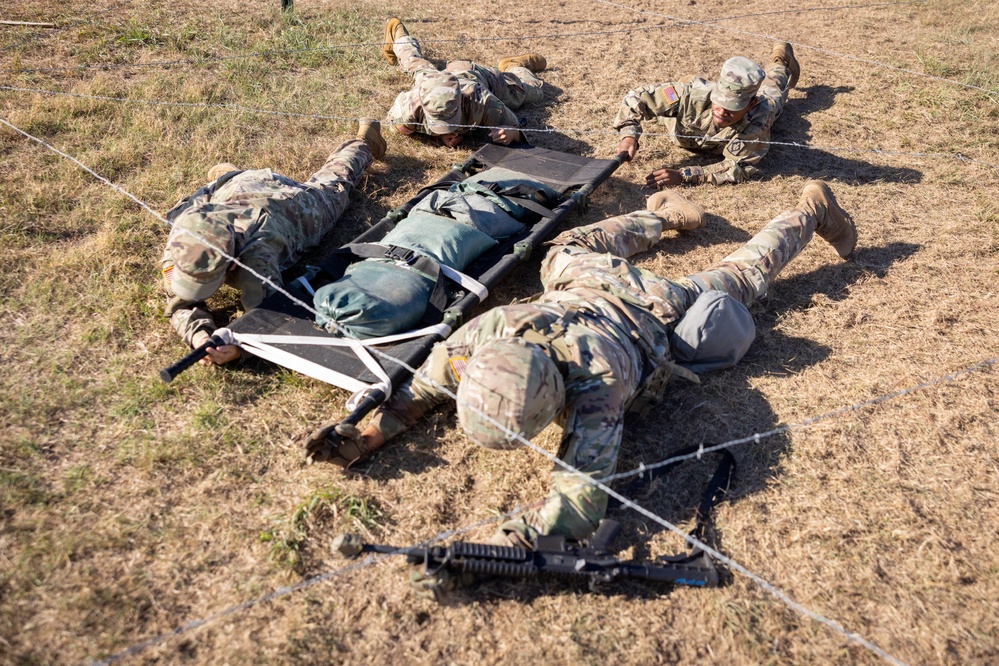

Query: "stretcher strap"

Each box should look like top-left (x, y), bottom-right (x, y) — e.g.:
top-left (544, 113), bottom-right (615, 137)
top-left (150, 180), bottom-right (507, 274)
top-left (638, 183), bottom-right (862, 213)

top-left (236, 322), bottom-right (452, 347)
top-left (231, 331), bottom-right (392, 396)
top-left (437, 264), bottom-right (488, 301)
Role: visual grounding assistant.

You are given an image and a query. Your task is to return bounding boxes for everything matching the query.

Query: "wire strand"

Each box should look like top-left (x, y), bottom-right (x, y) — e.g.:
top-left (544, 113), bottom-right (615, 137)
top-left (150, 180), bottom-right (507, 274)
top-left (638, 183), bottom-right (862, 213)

top-left (4, 85), bottom-right (997, 170)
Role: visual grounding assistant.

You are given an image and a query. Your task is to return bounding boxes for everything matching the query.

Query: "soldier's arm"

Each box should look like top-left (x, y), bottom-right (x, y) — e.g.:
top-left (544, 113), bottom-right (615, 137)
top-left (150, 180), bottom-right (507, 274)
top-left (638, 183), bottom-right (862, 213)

top-left (388, 90), bottom-right (423, 135)
top-left (613, 82), bottom-right (685, 141)
top-left (367, 339), bottom-right (466, 441)
top-left (166, 295), bottom-right (217, 349)
top-left (229, 249), bottom-right (281, 311)
top-left (520, 377), bottom-right (630, 541)
top-left (682, 116), bottom-right (771, 186)
top-left (474, 89), bottom-right (520, 136)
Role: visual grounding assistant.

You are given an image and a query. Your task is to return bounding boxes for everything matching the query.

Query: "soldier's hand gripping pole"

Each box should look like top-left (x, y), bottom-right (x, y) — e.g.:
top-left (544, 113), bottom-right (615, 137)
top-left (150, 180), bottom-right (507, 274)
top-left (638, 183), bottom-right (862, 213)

top-left (159, 330), bottom-right (233, 383)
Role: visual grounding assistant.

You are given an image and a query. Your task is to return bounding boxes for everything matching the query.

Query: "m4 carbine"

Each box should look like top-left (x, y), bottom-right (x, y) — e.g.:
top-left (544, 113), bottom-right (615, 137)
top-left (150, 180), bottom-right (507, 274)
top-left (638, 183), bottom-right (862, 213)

top-left (332, 519), bottom-right (719, 590)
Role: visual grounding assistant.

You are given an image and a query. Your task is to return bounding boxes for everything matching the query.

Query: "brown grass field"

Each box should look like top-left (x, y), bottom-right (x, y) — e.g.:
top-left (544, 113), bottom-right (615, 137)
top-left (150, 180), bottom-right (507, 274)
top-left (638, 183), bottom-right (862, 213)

top-left (2, 0), bottom-right (998, 663)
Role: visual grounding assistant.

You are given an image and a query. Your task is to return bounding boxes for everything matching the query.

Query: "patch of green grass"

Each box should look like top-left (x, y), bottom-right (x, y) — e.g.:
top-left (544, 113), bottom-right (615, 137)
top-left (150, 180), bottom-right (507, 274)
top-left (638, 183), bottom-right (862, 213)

top-left (1, 469), bottom-right (54, 506)
top-left (192, 402), bottom-right (228, 430)
top-left (115, 21), bottom-right (165, 48)
top-left (261, 485), bottom-right (384, 570)
top-left (63, 464), bottom-right (94, 494)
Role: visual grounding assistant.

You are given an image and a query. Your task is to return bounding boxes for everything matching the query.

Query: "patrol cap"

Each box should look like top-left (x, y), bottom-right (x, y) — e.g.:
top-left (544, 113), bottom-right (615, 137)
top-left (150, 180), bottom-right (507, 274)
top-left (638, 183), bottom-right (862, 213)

top-left (418, 73), bottom-right (462, 135)
top-left (455, 337), bottom-right (565, 450)
top-left (712, 56), bottom-right (765, 112)
top-left (165, 212), bottom-right (236, 302)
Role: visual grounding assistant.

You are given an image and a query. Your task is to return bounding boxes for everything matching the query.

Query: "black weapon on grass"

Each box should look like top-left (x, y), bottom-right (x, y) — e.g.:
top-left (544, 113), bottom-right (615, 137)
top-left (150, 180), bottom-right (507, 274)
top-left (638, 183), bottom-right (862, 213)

top-left (332, 519), bottom-right (719, 590)
top-left (159, 330), bottom-right (233, 383)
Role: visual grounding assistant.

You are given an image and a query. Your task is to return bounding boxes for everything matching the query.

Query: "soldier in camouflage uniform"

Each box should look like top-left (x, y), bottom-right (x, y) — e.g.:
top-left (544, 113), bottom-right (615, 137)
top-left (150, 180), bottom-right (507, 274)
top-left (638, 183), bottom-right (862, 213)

top-left (305, 179), bottom-right (857, 548)
top-left (382, 17), bottom-right (547, 148)
top-left (161, 121), bottom-right (386, 364)
top-left (615, 44), bottom-right (801, 188)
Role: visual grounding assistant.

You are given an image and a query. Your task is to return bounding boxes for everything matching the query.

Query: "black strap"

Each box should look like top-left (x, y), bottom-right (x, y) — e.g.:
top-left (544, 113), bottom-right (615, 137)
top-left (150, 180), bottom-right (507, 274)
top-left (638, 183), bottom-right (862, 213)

top-left (610, 445), bottom-right (736, 544)
top-left (476, 180), bottom-right (558, 219)
top-left (316, 242), bottom-right (452, 326)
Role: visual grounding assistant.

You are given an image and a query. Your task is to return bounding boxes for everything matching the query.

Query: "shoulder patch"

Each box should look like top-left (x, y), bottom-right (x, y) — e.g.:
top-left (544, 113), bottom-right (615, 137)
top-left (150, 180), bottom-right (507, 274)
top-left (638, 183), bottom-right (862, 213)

top-left (449, 356), bottom-right (469, 381)
top-left (162, 265), bottom-right (174, 286)
top-left (661, 84), bottom-right (679, 105)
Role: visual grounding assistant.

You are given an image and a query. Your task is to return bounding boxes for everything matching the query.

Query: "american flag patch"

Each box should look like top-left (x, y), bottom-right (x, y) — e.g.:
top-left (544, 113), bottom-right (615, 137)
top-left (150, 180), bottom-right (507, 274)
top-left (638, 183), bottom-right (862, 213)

top-left (449, 356), bottom-right (468, 380)
top-left (162, 265), bottom-right (174, 286)
top-left (662, 85), bottom-right (679, 105)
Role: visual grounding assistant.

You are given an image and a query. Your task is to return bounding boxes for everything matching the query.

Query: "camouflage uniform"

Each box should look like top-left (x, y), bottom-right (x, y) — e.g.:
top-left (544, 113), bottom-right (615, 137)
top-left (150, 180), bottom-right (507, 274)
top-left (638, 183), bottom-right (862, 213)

top-left (162, 140), bottom-right (372, 347)
top-left (369, 204), bottom-right (821, 541)
top-left (613, 57), bottom-right (794, 185)
top-left (387, 35), bottom-right (544, 136)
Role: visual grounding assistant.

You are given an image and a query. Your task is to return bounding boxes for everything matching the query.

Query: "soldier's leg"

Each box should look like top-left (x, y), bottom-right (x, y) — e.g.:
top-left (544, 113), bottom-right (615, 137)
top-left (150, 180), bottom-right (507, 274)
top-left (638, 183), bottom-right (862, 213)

top-left (496, 67), bottom-right (545, 109)
top-left (296, 139), bottom-right (373, 244)
top-left (665, 208), bottom-right (817, 312)
top-left (760, 42), bottom-right (799, 118)
top-left (393, 35), bottom-right (435, 76)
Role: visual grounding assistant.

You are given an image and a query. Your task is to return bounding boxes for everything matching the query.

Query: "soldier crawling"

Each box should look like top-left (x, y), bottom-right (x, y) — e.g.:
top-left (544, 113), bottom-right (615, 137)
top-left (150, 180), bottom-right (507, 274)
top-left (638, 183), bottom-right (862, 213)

top-left (160, 121), bottom-right (386, 364)
top-left (615, 44), bottom-right (801, 188)
top-left (382, 17), bottom-right (548, 147)
top-left (305, 180), bottom-right (857, 555)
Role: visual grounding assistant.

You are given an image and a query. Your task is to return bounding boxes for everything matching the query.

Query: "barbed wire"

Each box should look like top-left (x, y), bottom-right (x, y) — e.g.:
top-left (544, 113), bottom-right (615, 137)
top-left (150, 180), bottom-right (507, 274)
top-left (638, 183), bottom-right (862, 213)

top-left (595, 0), bottom-right (999, 99)
top-left (606, 355), bottom-right (998, 484)
top-left (91, 499), bottom-right (547, 665)
top-left (2, 2), bottom-right (911, 74)
top-left (5, 113), bottom-right (906, 665)
top-left (87, 354), bottom-right (998, 664)
top-left (4, 85), bottom-right (997, 170)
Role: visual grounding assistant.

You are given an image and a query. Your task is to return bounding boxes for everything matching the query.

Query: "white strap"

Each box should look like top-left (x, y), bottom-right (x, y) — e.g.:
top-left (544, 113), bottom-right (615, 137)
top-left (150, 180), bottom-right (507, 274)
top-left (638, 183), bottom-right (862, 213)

top-left (231, 332), bottom-right (391, 396)
top-left (238, 322), bottom-right (451, 348)
top-left (438, 264), bottom-right (488, 301)
top-left (293, 275), bottom-right (316, 296)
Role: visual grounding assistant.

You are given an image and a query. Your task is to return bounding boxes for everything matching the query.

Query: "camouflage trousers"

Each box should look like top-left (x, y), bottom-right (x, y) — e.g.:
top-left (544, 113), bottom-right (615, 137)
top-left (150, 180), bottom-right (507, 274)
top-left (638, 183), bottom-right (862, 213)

top-left (759, 62), bottom-right (792, 118)
top-left (296, 139), bottom-right (373, 247)
top-left (392, 35), bottom-right (543, 110)
top-left (506, 204), bottom-right (818, 543)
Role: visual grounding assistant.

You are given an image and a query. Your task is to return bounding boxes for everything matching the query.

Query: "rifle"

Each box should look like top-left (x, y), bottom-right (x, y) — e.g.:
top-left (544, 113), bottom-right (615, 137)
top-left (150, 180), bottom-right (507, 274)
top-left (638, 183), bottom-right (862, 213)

top-left (332, 519), bottom-right (719, 590)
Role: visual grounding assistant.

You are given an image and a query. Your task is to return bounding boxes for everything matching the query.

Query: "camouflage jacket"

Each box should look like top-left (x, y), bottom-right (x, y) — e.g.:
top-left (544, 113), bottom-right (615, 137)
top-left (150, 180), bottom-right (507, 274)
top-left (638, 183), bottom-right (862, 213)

top-left (613, 78), bottom-right (779, 185)
top-left (389, 65), bottom-right (521, 135)
top-left (162, 169), bottom-right (335, 347)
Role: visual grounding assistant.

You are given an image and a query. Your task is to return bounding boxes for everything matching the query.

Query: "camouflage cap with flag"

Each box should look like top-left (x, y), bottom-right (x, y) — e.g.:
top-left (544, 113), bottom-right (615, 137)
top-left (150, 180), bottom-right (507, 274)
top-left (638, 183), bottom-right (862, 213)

top-left (455, 337), bottom-right (565, 450)
top-left (418, 73), bottom-right (462, 135)
top-left (711, 56), bottom-right (766, 111)
top-left (166, 210), bottom-right (236, 302)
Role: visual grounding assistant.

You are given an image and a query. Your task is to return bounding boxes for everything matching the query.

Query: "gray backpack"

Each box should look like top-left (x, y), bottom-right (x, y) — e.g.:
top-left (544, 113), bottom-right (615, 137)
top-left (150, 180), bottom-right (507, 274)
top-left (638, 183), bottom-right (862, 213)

top-left (670, 290), bottom-right (756, 373)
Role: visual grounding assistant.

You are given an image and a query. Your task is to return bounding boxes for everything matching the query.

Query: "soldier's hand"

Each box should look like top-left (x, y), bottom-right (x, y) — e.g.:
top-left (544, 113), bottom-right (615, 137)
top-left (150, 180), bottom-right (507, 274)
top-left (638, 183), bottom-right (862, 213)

top-left (488, 127), bottom-right (522, 145)
top-left (199, 344), bottom-right (242, 365)
top-left (439, 133), bottom-right (464, 148)
top-left (304, 422), bottom-right (385, 467)
top-left (616, 136), bottom-right (638, 161)
top-left (646, 167), bottom-right (683, 189)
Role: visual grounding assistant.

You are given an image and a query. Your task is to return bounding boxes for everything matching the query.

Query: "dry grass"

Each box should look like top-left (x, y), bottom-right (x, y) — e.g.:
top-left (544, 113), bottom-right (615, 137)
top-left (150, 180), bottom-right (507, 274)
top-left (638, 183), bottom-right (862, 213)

top-left (1, 0), bottom-right (998, 664)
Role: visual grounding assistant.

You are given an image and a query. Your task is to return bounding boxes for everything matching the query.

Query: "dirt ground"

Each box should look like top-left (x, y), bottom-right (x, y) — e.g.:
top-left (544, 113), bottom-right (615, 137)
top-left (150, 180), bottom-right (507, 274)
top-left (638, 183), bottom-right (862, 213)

top-left (1, 0), bottom-right (997, 664)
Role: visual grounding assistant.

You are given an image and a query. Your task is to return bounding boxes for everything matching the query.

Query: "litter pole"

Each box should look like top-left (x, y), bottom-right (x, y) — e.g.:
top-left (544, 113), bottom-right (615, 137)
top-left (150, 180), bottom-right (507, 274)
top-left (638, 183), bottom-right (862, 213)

top-left (159, 335), bottom-right (226, 383)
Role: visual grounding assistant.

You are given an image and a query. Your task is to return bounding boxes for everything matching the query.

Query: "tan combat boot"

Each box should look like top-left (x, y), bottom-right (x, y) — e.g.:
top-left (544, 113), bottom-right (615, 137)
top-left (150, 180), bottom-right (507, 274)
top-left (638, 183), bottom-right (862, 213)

top-left (207, 162), bottom-right (238, 182)
top-left (382, 17), bottom-right (409, 65)
top-left (357, 118), bottom-right (387, 160)
top-left (771, 41), bottom-right (800, 89)
top-left (647, 189), bottom-right (705, 231)
top-left (498, 54), bottom-right (547, 73)
top-left (797, 180), bottom-right (857, 258)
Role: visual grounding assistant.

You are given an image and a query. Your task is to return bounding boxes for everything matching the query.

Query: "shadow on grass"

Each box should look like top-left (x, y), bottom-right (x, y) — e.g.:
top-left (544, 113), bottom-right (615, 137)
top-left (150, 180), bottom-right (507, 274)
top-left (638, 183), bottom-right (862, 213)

top-left (420, 241), bottom-right (921, 604)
